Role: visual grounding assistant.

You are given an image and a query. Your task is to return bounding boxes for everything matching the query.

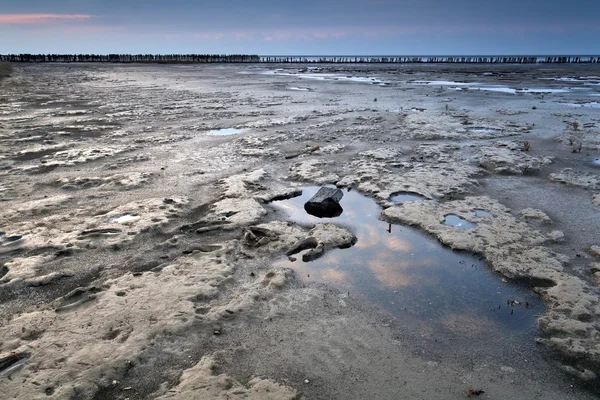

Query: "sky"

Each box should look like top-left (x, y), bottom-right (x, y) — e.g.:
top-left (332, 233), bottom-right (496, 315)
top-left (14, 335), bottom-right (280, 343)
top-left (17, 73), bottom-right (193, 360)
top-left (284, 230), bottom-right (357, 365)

top-left (0, 0), bottom-right (599, 55)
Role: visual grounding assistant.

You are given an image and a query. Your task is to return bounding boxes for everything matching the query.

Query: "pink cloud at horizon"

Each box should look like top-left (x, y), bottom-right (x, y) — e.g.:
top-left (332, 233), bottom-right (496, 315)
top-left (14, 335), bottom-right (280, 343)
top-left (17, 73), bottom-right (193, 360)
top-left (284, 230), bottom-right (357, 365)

top-left (0, 14), bottom-right (91, 25)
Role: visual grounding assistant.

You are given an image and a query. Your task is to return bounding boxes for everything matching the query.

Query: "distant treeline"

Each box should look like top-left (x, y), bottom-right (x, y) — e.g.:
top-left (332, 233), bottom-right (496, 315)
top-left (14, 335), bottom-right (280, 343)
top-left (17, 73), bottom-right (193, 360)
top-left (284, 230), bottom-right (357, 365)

top-left (0, 54), bottom-right (260, 63)
top-left (261, 55), bottom-right (600, 64)
top-left (1, 54), bottom-right (599, 64)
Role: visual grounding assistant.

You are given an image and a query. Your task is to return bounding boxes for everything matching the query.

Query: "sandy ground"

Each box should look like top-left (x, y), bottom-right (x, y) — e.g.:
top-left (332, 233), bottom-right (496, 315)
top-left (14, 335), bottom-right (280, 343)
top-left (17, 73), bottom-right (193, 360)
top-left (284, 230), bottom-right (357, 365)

top-left (1, 63), bottom-right (599, 399)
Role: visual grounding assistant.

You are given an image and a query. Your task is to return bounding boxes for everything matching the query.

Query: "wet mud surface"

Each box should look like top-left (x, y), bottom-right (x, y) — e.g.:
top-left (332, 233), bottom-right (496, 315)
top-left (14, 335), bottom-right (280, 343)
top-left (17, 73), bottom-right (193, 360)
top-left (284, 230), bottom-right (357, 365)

top-left (1, 63), bottom-right (600, 399)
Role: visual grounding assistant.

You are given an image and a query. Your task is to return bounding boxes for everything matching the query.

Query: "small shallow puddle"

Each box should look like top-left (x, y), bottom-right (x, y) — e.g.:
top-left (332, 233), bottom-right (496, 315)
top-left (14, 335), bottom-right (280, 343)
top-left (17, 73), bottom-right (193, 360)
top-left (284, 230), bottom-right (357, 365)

top-left (474, 209), bottom-right (493, 217)
top-left (443, 214), bottom-right (477, 229)
top-left (272, 187), bottom-right (541, 347)
top-left (467, 127), bottom-right (501, 134)
top-left (209, 128), bottom-right (246, 136)
top-left (566, 101), bottom-right (600, 109)
top-left (389, 192), bottom-right (427, 202)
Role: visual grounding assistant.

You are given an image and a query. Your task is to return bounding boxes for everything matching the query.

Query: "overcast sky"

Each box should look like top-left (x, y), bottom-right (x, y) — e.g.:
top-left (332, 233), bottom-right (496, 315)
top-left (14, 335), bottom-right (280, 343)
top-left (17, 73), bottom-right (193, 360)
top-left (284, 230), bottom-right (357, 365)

top-left (0, 0), bottom-right (598, 54)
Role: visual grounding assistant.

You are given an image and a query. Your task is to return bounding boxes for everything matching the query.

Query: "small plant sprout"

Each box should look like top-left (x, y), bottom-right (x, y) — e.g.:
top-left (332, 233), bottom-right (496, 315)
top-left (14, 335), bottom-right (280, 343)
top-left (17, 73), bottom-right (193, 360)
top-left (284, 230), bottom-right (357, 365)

top-left (572, 121), bottom-right (580, 131)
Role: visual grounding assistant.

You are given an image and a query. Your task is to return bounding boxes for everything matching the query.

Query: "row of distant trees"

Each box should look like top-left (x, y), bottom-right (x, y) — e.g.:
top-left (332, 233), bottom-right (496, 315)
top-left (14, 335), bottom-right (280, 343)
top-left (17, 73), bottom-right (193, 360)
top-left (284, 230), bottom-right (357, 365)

top-left (1, 54), bottom-right (598, 64)
top-left (262, 56), bottom-right (600, 64)
top-left (0, 54), bottom-right (260, 63)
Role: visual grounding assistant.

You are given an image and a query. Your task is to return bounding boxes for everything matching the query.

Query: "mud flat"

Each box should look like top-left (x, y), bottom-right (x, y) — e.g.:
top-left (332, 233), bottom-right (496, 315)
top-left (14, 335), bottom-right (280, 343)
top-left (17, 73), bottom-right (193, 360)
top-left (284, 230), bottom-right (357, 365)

top-left (1, 63), bottom-right (600, 399)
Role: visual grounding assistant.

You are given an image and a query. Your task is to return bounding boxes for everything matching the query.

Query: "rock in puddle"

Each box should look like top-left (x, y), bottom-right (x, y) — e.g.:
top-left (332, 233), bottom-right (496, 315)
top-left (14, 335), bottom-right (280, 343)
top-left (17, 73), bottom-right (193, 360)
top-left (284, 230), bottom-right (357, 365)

top-left (286, 237), bottom-right (319, 256)
top-left (302, 242), bottom-right (325, 262)
top-left (304, 186), bottom-right (344, 218)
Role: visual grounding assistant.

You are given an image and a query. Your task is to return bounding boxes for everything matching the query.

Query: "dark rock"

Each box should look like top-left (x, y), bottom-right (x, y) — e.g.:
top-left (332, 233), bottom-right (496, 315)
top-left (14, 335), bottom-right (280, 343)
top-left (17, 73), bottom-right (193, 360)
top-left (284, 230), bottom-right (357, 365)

top-left (304, 187), bottom-right (344, 218)
top-left (302, 243), bottom-right (324, 262)
top-left (286, 237), bottom-right (318, 256)
top-left (0, 352), bottom-right (31, 374)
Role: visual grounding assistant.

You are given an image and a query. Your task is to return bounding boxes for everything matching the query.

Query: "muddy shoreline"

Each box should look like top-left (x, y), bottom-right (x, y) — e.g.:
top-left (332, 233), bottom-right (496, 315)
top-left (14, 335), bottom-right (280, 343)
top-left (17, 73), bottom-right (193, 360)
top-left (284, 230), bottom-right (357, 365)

top-left (1, 63), bottom-right (599, 399)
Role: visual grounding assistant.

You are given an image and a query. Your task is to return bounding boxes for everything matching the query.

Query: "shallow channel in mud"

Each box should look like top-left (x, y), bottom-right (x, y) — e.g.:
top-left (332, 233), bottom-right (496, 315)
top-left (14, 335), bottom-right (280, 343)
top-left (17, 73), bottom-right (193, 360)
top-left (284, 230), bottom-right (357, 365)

top-left (272, 186), bottom-right (542, 347)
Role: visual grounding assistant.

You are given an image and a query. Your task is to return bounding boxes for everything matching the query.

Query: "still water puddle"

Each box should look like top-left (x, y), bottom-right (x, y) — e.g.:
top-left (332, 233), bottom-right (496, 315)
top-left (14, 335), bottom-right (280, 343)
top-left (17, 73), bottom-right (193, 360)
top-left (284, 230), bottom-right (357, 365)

top-left (474, 209), bottom-right (493, 217)
top-left (467, 127), bottom-right (501, 134)
top-left (412, 80), bottom-right (575, 95)
top-left (272, 187), bottom-right (541, 342)
top-left (209, 128), bottom-right (246, 136)
top-left (443, 214), bottom-right (477, 229)
top-left (389, 192), bottom-right (427, 202)
top-left (566, 101), bottom-right (600, 109)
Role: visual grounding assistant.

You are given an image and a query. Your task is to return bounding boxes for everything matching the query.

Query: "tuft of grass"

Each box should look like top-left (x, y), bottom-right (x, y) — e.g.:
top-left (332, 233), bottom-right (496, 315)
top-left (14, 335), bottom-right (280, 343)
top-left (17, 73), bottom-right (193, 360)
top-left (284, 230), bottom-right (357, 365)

top-left (570, 120), bottom-right (580, 131)
top-left (0, 62), bottom-right (13, 78)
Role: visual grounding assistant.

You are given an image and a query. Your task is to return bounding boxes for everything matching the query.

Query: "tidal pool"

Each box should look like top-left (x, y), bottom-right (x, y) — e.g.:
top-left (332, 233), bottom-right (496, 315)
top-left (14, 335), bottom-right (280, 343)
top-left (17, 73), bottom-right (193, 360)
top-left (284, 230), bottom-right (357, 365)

top-left (443, 214), bottom-right (477, 229)
top-left (389, 191), bottom-right (427, 202)
top-left (474, 209), bottom-right (493, 218)
top-left (566, 101), bottom-right (600, 108)
top-left (467, 127), bottom-right (502, 134)
top-left (271, 187), bottom-right (541, 345)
